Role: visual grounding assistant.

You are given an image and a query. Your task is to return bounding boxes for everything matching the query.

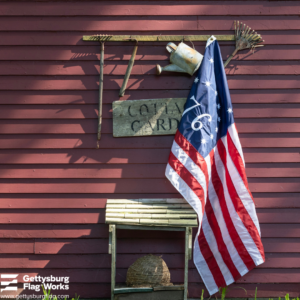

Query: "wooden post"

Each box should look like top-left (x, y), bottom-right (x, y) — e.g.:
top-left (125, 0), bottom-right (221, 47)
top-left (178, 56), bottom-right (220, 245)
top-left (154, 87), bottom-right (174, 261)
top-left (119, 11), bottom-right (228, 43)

top-left (184, 227), bottom-right (189, 300)
top-left (110, 224), bottom-right (116, 300)
top-left (188, 227), bottom-right (192, 260)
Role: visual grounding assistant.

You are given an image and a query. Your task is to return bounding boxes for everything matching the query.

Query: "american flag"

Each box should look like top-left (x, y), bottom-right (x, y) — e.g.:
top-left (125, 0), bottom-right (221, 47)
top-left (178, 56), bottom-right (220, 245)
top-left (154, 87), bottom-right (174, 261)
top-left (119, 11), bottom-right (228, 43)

top-left (165, 36), bottom-right (265, 294)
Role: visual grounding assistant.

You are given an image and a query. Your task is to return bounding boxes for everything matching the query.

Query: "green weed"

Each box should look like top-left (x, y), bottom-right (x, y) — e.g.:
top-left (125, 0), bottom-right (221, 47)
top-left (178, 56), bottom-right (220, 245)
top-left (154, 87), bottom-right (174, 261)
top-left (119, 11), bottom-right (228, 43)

top-left (42, 285), bottom-right (80, 300)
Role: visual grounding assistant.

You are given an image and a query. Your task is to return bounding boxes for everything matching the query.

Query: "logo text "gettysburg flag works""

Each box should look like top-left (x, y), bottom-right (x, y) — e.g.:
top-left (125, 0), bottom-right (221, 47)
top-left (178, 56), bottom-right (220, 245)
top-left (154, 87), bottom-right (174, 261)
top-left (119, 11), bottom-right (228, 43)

top-left (166, 36), bottom-right (265, 295)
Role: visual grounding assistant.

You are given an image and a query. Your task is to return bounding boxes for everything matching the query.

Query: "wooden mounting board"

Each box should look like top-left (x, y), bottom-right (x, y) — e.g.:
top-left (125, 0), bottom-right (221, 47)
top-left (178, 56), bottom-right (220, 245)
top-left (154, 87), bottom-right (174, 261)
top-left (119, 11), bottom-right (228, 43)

top-left (83, 35), bottom-right (235, 42)
top-left (112, 98), bottom-right (186, 137)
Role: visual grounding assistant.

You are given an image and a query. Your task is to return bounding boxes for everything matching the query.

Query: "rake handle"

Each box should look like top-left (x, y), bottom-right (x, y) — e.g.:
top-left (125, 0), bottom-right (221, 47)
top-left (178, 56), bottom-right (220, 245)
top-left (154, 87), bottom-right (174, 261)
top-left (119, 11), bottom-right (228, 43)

top-left (224, 48), bottom-right (238, 68)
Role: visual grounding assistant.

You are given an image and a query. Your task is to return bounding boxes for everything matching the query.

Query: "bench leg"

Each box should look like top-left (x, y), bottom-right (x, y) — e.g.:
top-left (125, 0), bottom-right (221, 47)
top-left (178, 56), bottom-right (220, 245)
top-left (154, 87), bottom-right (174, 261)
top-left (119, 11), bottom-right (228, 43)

top-left (184, 227), bottom-right (191, 300)
top-left (109, 225), bottom-right (116, 300)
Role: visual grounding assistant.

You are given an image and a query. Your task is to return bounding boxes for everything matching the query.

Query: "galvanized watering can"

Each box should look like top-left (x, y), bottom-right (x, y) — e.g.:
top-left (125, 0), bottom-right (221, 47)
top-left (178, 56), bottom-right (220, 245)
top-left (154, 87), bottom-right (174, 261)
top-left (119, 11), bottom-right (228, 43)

top-left (156, 42), bottom-right (203, 76)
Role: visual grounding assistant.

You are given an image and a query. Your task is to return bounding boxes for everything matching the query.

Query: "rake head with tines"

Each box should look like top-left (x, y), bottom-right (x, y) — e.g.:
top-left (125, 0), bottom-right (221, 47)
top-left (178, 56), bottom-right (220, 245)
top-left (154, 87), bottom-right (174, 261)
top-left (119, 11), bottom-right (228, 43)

top-left (223, 20), bottom-right (264, 68)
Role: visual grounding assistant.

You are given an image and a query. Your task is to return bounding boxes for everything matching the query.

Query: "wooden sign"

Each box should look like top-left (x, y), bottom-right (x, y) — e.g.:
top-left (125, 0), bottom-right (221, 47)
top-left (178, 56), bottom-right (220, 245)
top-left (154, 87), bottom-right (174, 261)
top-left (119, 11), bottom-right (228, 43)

top-left (113, 98), bottom-right (186, 137)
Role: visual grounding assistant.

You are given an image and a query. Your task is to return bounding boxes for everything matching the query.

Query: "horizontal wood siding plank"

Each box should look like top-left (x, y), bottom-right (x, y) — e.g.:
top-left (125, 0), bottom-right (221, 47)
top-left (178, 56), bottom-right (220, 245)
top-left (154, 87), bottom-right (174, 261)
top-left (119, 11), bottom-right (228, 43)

top-left (0, 193), bottom-right (298, 209)
top-left (0, 2), bottom-right (299, 16)
top-left (0, 104), bottom-right (299, 119)
top-left (0, 149), bottom-right (298, 164)
top-left (1, 90), bottom-right (300, 105)
top-left (1, 252), bottom-right (300, 268)
top-left (0, 239), bottom-right (34, 253)
top-left (0, 134), bottom-right (300, 148)
top-left (0, 224), bottom-right (106, 238)
top-left (0, 223), bottom-right (298, 239)
top-left (1, 164), bottom-right (299, 178)
top-left (0, 16), bottom-right (299, 31)
top-left (1, 61), bottom-right (300, 76)
top-left (0, 46), bottom-right (299, 61)
top-left (34, 238), bottom-right (300, 254)
top-left (1, 119), bottom-right (300, 134)
top-left (0, 180), bottom-right (299, 193)
top-left (0, 209), bottom-right (104, 224)
top-left (1, 75), bottom-right (300, 90)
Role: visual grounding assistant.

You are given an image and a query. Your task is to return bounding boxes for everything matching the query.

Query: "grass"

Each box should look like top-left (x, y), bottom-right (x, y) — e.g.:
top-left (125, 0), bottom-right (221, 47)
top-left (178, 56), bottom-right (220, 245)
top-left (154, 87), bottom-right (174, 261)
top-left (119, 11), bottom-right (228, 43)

top-left (42, 285), bottom-right (80, 300)
top-left (199, 287), bottom-right (300, 300)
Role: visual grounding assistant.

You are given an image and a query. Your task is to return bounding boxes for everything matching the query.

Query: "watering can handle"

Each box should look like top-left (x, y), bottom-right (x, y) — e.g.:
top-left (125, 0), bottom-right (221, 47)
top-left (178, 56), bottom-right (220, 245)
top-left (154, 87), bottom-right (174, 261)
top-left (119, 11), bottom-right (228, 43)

top-left (166, 42), bottom-right (177, 53)
top-left (182, 37), bottom-right (195, 49)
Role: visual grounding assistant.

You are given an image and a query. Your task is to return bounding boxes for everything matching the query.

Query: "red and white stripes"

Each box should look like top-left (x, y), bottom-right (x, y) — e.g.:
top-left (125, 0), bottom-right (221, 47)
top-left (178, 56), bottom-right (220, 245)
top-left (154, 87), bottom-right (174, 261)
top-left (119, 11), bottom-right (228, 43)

top-left (166, 125), bottom-right (265, 295)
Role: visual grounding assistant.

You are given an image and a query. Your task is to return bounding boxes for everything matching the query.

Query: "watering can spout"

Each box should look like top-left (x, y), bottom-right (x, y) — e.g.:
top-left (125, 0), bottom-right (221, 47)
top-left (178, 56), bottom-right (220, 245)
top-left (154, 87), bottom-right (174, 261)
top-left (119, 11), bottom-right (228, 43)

top-left (156, 64), bottom-right (186, 75)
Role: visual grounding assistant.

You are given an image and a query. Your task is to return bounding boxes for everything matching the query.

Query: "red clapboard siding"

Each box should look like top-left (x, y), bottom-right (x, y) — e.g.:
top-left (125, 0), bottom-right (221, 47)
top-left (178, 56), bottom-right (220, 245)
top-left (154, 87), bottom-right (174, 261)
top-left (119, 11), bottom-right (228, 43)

top-left (34, 238), bottom-right (300, 254)
top-left (1, 252), bottom-right (300, 269)
top-left (0, 163), bottom-right (299, 178)
top-left (1, 119), bottom-right (300, 134)
top-left (0, 149), bottom-right (298, 164)
top-left (0, 207), bottom-right (297, 223)
top-left (0, 224), bottom-right (299, 239)
top-left (1, 16), bottom-right (300, 31)
top-left (0, 1), bottom-right (299, 297)
top-left (0, 193), bottom-right (298, 209)
top-left (0, 179), bottom-right (300, 193)
top-left (0, 209), bottom-right (104, 224)
top-left (2, 61), bottom-right (300, 76)
top-left (0, 104), bottom-right (299, 119)
top-left (0, 32), bottom-right (299, 46)
top-left (0, 75), bottom-right (300, 91)
top-left (0, 46), bottom-right (299, 61)
top-left (0, 2), bottom-right (299, 16)
top-left (0, 240), bottom-right (34, 253)
top-left (0, 133), bottom-right (300, 149)
top-left (1, 90), bottom-right (300, 105)
top-left (0, 224), bottom-right (107, 238)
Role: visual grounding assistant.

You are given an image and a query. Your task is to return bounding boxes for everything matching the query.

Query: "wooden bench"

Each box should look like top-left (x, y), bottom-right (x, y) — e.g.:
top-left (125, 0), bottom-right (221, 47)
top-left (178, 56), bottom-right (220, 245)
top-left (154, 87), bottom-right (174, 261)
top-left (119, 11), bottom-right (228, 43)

top-left (106, 198), bottom-right (198, 300)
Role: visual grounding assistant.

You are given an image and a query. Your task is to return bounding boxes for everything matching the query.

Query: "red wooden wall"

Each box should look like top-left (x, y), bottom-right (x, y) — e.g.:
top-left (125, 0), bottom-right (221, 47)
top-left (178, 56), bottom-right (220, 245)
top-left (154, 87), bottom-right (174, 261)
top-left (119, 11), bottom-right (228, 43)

top-left (0, 1), bottom-right (299, 299)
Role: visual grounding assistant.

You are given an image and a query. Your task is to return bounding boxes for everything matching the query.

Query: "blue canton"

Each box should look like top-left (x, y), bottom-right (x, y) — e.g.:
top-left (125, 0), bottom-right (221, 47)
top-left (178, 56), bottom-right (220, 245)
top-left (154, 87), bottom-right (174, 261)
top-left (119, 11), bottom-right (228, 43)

top-left (178, 38), bottom-right (235, 158)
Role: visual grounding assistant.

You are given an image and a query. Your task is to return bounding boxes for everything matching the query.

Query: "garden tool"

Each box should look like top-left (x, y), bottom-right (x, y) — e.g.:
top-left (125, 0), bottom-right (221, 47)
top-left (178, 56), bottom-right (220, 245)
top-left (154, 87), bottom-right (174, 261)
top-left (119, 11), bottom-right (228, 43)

top-left (224, 20), bottom-right (264, 67)
top-left (119, 39), bottom-right (138, 97)
top-left (97, 41), bottom-right (104, 145)
top-left (156, 41), bottom-right (203, 76)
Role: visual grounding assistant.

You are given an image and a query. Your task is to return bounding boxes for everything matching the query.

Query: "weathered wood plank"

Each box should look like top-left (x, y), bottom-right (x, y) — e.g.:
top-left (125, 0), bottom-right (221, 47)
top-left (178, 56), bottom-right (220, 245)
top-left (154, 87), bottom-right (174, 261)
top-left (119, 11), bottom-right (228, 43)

top-left (1, 90), bottom-right (300, 105)
top-left (106, 218), bottom-right (140, 224)
top-left (2, 119), bottom-right (300, 135)
top-left (84, 34), bottom-right (234, 42)
top-left (116, 225), bottom-right (186, 232)
top-left (2, 133), bottom-right (300, 148)
top-left (2, 75), bottom-right (300, 91)
top-left (1, 164), bottom-right (299, 179)
top-left (0, 16), bottom-right (299, 31)
top-left (139, 219), bottom-right (169, 225)
top-left (124, 214), bottom-right (152, 219)
top-left (0, 149), bottom-right (298, 164)
top-left (2, 180), bottom-right (300, 194)
top-left (0, 45), bottom-right (300, 61)
top-left (113, 98), bottom-right (184, 137)
top-left (4, 61), bottom-right (300, 76)
top-left (1, 2), bottom-right (299, 16)
top-left (114, 287), bottom-right (153, 294)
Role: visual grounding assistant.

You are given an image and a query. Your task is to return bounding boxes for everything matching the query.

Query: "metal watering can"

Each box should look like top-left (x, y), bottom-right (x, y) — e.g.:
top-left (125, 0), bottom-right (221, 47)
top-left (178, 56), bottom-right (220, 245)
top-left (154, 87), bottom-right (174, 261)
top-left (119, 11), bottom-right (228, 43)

top-left (156, 41), bottom-right (203, 76)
